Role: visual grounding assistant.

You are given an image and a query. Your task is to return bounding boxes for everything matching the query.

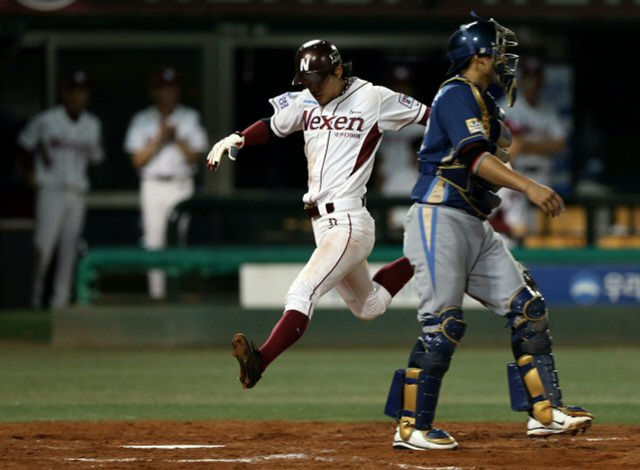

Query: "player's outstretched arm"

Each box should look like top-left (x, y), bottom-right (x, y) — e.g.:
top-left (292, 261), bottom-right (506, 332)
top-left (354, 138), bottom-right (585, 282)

top-left (474, 152), bottom-right (565, 218)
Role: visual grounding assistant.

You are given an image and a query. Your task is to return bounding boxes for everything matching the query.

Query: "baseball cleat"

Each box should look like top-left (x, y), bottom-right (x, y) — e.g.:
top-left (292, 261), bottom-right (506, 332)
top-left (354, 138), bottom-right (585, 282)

top-left (393, 426), bottom-right (458, 450)
top-left (527, 406), bottom-right (593, 437)
top-left (231, 333), bottom-right (264, 389)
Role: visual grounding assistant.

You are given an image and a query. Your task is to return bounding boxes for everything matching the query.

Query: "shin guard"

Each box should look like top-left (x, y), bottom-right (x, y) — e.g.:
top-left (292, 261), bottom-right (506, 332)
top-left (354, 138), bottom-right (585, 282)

top-left (507, 281), bottom-right (564, 425)
top-left (384, 368), bottom-right (443, 436)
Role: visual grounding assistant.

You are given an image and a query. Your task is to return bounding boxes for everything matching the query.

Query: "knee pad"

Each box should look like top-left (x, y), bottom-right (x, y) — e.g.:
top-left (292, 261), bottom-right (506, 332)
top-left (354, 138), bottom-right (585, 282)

top-left (508, 285), bottom-right (551, 358)
top-left (507, 283), bottom-right (563, 424)
top-left (413, 308), bottom-right (466, 377)
top-left (384, 367), bottom-right (442, 433)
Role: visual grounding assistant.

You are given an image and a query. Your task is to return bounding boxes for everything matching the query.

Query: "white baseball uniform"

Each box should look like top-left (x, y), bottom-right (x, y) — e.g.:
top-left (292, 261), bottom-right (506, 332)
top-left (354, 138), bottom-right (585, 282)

top-left (124, 104), bottom-right (208, 299)
top-left (18, 105), bottom-right (104, 309)
top-left (268, 77), bottom-right (427, 318)
top-left (496, 97), bottom-right (569, 234)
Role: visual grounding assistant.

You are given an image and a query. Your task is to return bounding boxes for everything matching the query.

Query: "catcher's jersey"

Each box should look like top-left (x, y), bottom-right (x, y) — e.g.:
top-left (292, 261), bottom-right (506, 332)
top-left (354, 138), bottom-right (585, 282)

top-left (124, 105), bottom-right (209, 180)
top-left (268, 77), bottom-right (427, 205)
top-left (413, 78), bottom-right (501, 218)
top-left (18, 105), bottom-right (103, 192)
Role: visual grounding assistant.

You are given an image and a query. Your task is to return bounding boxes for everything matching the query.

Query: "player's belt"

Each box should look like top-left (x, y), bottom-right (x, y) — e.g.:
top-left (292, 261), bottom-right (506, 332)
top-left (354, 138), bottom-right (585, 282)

top-left (303, 197), bottom-right (366, 219)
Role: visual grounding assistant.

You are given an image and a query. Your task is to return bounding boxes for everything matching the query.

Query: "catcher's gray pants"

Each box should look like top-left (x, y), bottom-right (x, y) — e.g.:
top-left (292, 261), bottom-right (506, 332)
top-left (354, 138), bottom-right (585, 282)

top-left (403, 203), bottom-right (525, 321)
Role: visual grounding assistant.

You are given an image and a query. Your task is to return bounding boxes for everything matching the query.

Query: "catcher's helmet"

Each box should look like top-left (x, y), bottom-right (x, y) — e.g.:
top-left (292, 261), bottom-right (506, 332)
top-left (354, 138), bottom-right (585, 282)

top-left (292, 39), bottom-right (342, 86)
top-left (446, 13), bottom-right (519, 90)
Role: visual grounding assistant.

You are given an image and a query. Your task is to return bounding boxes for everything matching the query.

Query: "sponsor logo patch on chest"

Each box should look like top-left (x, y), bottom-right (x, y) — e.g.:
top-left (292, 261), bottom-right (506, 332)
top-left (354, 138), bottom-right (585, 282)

top-left (303, 109), bottom-right (365, 132)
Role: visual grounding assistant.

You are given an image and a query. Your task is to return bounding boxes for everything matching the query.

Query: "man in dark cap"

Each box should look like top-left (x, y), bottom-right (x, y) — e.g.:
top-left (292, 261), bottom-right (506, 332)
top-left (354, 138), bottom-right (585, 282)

top-left (18, 69), bottom-right (104, 309)
top-left (124, 67), bottom-right (208, 300)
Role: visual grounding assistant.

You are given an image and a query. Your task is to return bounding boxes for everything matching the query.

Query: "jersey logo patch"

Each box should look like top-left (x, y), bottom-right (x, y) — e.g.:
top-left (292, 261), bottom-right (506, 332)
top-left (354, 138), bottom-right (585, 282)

top-left (276, 94), bottom-right (290, 109)
top-left (465, 118), bottom-right (484, 135)
top-left (398, 94), bottom-right (415, 109)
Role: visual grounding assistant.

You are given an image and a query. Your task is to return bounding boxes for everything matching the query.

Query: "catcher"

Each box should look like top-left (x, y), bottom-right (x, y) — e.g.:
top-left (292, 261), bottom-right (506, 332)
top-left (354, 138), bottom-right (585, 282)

top-left (383, 13), bottom-right (593, 450)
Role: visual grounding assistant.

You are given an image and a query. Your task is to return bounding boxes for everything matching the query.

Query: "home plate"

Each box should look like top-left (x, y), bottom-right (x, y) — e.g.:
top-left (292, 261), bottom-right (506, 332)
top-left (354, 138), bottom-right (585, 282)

top-left (122, 444), bottom-right (226, 449)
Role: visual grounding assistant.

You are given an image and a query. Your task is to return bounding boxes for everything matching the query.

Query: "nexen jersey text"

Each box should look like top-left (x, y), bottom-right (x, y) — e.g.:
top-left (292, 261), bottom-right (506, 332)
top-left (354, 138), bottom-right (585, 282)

top-left (302, 110), bottom-right (365, 132)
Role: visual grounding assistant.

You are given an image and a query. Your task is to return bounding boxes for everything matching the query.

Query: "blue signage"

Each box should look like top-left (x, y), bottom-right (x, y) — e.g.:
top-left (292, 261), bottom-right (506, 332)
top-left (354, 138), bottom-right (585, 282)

top-left (529, 266), bottom-right (640, 306)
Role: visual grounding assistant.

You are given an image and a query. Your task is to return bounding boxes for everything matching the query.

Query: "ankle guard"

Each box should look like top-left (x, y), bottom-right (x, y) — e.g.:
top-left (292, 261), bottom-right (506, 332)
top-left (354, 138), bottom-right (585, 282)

top-left (384, 368), bottom-right (443, 437)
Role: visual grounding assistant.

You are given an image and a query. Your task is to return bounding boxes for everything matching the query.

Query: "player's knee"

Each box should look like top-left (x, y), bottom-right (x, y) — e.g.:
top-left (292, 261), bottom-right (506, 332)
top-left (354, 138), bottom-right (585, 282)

top-left (508, 284), bottom-right (552, 357)
top-left (350, 285), bottom-right (391, 321)
top-left (284, 291), bottom-right (314, 317)
top-left (411, 308), bottom-right (466, 378)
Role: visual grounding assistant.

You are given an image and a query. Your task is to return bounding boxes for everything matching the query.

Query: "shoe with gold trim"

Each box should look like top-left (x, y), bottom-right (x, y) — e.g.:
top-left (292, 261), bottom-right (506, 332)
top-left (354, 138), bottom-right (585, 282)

top-left (527, 406), bottom-right (593, 437)
top-left (393, 426), bottom-right (458, 450)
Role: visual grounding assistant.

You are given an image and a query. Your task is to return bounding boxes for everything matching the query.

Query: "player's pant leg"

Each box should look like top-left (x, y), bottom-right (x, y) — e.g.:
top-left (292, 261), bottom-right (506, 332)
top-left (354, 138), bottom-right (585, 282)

top-left (465, 224), bottom-right (592, 424)
top-left (32, 187), bottom-right (65, 309)
top-left (399, 205), bottom-right (474, 430)
top-left (334, 259), bottom-right (389, 321)
top-left (141, 180), bottom-right (166, 298)
top-left (259, 210), bottom-right (374, 370)
top-left (50, 191), bottom-right (86, 309)
top-left (141, 180), bottom-right (193, 299)
top-left (285, 209), bottom-right (374, 317)
top-left (334, 255), bottom-right (414, 321)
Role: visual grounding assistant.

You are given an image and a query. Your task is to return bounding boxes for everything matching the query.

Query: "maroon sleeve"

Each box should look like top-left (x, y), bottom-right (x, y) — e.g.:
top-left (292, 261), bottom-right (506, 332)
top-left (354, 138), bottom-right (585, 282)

top-left (240, 118), bottom-right (274, 146)
top-left (418, 106), bottom-right (431, 126)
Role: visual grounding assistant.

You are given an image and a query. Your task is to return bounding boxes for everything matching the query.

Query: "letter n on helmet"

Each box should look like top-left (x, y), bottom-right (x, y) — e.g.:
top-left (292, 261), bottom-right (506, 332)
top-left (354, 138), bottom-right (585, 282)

top-left (292, 39), bottom-right (342, 86)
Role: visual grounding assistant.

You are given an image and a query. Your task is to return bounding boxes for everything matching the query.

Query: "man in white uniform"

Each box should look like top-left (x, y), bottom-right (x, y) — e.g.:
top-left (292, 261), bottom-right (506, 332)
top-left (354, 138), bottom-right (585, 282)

top-left (124, 67), bottom-right (209, 299)
top-left (18, 70), bottom-right (104, 309)
top-left (492, 57), bottom-right (568, 245)
top-left (208, 40), bottom-right (429, 389)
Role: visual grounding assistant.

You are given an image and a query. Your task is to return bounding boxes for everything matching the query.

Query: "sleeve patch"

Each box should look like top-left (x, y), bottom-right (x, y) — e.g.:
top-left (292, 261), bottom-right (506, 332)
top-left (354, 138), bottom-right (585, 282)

top-left (465, 118), bottom-right (485, 135)
top-left (398, 94), bottom-right (415, 109)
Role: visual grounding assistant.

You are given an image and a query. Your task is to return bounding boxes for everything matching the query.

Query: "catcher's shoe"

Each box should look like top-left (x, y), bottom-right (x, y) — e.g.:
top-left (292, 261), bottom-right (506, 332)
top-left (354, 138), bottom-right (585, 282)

top-left (527, 406), bottom-right (593, 437)
top-left (393, 426), bottom-right (458, 450)
top-left (231, 333), bottom-right (264, 389)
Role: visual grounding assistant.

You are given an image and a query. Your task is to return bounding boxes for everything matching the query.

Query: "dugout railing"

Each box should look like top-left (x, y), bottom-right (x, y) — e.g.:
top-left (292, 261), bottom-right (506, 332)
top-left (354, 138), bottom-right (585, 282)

top-left (75, 192), bottom-right (640, 304)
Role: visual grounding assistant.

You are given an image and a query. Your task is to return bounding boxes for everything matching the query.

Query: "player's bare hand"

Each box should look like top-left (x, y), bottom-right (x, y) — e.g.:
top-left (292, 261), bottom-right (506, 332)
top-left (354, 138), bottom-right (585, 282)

top-left (206, 132), bottom-right (244, 172)
top-left (526, 182), bottom-right (565, 218)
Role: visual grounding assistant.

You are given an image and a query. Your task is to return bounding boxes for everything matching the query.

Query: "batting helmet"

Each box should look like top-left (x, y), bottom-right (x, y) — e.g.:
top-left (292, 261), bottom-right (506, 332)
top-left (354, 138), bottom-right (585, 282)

top-left (446, 12), bottom-right (519, 90)
top-left (292, 39), bottom-right (342, 86)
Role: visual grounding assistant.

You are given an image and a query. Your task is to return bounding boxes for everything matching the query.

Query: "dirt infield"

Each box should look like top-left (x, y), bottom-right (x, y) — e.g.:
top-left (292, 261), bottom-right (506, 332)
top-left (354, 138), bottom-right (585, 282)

top-left (1, 420), bottom-right (638, 469)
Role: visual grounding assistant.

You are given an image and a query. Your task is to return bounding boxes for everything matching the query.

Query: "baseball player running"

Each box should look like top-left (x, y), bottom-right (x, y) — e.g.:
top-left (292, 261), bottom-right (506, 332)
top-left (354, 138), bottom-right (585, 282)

top-left (208, 39), bottom-right (428, 389)
top-left (384, 14), bottom-right (593, 450)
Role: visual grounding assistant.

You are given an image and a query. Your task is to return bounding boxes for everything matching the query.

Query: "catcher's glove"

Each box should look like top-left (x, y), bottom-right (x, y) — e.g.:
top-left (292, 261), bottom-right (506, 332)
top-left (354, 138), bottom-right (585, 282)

top-left (207, 132), bottom-right (244, 172)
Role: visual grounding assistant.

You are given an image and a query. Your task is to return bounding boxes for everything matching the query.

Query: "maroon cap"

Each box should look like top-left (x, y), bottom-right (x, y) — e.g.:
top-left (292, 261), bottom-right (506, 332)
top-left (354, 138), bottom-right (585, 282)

top-left (63, 69), bottom-right (90, 89)
top-left (151, 67), bottom-right (180, 88)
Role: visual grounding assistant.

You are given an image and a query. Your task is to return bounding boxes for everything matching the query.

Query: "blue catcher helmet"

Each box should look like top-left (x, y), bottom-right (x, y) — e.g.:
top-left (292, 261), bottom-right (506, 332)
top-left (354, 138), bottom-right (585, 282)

top-left (446, 13), bottom-right (519, 105)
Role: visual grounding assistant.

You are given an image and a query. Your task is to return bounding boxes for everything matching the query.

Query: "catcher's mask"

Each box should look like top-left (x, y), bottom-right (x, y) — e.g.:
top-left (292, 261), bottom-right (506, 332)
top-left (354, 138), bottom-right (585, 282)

top-left (446, 13), bottom-right (519, 104)
top-left (292, 39), bottom-right (343, 87)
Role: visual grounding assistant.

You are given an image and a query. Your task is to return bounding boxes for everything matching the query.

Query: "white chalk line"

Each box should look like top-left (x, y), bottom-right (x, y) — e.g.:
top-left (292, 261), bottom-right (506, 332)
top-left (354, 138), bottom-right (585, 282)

top-left (579, 437), bottom-right (630, 442)
top-left (174, 452), bottom-right (307, 463)
top-left (122, 444), bottom-right (226, 449)
top-left (57, 448), bottom-right (468, 469)
top-left (64, 458), bottom-right (147, 463)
